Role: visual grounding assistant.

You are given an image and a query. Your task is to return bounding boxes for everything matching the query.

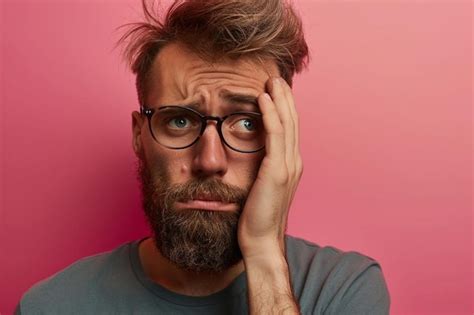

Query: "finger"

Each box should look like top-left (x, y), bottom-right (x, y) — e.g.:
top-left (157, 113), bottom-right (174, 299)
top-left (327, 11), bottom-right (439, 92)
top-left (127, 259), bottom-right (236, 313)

top-left (268, 78), bottom-right (295, 153)
top-left (267, 77), bottom-right (295, 172)
top-left (257, 92), bottom-right (288, 182)
top-left (278, 79), bottom-right (303, 215)
top-left (279, 79), bottom-right (300, 159)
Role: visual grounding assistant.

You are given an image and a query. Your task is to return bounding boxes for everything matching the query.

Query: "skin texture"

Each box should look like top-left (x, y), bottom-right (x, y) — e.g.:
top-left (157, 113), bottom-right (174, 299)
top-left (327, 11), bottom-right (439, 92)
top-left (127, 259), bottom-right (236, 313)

top-left (132, 42), bottom-right (302, 313)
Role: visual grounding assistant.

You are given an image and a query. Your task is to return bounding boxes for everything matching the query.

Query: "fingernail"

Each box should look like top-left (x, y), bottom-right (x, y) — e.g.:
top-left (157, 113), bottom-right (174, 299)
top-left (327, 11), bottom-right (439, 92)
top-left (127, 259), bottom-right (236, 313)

top-left (273, 77), bottom-right (281, 85)
top-left (263, 93), bottom-right (271, 100)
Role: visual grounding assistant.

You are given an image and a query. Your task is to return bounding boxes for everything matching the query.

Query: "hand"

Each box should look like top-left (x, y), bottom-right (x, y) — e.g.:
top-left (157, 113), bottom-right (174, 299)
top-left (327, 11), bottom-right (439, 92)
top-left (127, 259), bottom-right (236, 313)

top-left (238, 77), bottom-right (303, 259)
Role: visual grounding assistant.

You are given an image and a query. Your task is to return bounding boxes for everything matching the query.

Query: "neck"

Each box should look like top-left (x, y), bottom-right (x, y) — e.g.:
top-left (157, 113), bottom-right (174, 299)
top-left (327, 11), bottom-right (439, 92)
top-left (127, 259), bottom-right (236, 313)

top-left (138, 237), bottom-right (245, 296)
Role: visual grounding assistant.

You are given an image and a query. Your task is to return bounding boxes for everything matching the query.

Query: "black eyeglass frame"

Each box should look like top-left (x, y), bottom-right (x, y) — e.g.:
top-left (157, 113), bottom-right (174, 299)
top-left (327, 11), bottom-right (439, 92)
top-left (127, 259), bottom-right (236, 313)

top-left (141, 105), bottom-right (265, 153)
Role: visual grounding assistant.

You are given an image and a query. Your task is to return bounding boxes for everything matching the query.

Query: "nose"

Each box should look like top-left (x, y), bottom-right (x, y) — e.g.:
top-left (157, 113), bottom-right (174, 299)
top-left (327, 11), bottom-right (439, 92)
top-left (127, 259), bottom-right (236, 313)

top-left (191, 121), bottom-right (228, 177)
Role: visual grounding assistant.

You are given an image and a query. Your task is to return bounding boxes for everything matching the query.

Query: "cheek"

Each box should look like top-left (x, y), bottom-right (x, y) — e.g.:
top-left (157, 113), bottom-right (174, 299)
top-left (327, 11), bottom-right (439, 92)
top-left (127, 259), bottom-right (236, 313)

top-left (230, 153), bottom-right (264, 188)
top-left (155, 154), bottom-right (191, 184)
top-left (247, 158), bottom-right (262, 178)
top-left (143, 145), bottom-right (186, 180)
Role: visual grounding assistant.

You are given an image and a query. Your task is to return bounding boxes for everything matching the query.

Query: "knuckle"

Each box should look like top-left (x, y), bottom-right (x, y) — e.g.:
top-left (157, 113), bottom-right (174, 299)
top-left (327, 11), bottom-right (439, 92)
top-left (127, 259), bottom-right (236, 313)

top-left (275, 170), bottom-right (289, 186)
top-left (296, 158), bottom-right (304, 177)
top-left (297, 167), bottom-right (303, 180)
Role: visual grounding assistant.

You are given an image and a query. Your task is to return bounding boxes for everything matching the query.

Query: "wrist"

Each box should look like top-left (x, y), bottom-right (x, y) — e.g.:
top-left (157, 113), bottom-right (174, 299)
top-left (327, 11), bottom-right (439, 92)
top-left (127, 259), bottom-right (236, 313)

top-left (243, 249), bottom-right (291, 290)
top-left (240, 235), bottom-right (286, 260)
top-left (244, 250), bottom-right (288, 273)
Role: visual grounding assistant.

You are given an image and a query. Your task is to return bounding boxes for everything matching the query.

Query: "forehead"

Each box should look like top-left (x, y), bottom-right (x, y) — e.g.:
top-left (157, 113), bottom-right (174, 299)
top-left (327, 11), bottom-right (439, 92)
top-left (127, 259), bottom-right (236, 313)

top-left (147, 42), bottom-right (280, 104)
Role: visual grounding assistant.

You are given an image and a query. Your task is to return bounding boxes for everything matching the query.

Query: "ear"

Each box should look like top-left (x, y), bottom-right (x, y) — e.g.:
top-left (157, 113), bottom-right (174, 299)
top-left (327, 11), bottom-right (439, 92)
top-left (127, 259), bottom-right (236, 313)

top-left (132, 111), bottom-right (145, 157)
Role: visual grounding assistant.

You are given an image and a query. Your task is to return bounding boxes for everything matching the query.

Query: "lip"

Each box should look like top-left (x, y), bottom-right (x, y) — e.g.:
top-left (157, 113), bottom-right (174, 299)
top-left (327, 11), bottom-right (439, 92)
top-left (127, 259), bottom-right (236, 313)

top-left (175, 199), bottom-right (238, 211)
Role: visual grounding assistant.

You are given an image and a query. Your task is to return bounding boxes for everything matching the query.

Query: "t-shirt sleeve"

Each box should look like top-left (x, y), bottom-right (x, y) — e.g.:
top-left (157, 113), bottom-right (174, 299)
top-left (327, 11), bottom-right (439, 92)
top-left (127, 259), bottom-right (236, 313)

top-left (325, 264), bottom-right (390, 315)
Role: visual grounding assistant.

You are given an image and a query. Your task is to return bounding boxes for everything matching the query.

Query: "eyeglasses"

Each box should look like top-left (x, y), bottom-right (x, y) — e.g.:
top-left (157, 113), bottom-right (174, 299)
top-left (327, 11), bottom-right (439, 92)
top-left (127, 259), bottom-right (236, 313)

top-left (141, 105), bottom-right (265, 153)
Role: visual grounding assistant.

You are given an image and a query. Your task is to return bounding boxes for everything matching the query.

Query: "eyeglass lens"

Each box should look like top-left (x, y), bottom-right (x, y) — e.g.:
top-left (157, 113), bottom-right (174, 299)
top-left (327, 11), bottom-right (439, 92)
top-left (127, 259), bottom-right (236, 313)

top-left (150, 107), bottom-right (265, 152)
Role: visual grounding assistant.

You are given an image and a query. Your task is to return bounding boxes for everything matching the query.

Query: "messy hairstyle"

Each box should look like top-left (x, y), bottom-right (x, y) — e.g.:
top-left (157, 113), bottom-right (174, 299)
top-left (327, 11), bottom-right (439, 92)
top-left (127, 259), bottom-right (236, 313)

top-left (118, 0), bottom-right (309, 106)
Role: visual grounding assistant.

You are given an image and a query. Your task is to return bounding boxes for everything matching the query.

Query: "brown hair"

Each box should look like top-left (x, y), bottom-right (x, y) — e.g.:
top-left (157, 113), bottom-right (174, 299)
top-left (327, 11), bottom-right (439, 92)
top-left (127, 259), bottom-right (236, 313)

top-left (118, 0), bottom-right (309, 106)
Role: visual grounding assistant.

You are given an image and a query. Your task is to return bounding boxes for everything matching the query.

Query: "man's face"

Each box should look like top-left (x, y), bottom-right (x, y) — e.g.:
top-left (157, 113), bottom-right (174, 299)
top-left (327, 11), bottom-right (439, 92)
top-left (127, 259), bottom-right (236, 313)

top-left (132, 42), bottom-right (279, 272)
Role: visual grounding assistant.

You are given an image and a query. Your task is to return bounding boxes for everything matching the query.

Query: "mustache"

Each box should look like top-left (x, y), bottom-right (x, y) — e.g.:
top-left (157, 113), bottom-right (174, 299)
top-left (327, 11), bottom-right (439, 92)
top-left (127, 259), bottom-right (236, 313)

top-left (158, 177), bottom-right (249, 211)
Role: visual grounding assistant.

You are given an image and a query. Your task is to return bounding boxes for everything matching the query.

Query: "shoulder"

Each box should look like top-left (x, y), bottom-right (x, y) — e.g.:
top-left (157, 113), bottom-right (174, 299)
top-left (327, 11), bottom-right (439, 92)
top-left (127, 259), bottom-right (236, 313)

top-left (285, 235), bottom-right (379, 273)
top-left (17, 241), bottom-right (135, 314)
top-left (285, 235), bottom-right (390, 314)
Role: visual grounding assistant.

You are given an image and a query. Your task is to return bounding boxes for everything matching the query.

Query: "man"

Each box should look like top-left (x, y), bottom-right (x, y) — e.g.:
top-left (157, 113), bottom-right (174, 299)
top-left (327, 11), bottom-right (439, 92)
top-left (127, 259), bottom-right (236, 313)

top-left (16, 0), bottom-right (390, 314)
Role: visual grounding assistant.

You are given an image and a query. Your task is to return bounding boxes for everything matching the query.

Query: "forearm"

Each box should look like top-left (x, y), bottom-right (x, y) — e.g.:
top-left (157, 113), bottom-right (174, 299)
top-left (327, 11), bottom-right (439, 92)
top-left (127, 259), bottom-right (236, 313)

top-left (244, 247), bottom-right (300, 315)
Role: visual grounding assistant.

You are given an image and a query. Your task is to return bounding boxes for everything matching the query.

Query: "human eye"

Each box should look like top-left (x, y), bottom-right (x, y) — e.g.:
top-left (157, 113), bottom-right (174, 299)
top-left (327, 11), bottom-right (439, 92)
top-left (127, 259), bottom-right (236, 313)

top-left (236, 118), bottom-right (257, 132)
top-left (161, 109), bottom-right (199, 128)
top-left (155, 108), bottom-right (200, 134)
top-left (228, 114), bottom-right (262, 134)
top-left (167, 115), bottom-right (192, 129)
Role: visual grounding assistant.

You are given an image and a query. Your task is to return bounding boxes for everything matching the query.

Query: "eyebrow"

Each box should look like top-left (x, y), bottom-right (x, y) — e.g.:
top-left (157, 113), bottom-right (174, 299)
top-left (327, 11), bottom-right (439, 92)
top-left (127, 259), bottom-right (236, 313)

top-left (167, 91), bottom-right (260, 112)
top-left (220, 91), bottom-right (259, 108)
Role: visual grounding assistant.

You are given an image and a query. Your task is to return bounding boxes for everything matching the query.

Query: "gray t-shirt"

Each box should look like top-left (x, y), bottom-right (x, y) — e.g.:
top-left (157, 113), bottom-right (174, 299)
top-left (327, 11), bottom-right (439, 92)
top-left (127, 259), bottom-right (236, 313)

top-left (16, 235), bottom-right (390, 314)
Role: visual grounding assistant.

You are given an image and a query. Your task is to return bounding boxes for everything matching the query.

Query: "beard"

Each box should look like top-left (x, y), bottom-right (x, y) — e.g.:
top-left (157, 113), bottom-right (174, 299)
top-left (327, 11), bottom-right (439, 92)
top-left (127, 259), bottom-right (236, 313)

top-left (137, 155), bottom-right (250, 273)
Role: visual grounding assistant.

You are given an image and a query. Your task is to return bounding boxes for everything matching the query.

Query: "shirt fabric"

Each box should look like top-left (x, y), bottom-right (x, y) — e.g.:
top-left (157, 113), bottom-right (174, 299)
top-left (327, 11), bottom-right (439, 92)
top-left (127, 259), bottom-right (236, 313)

top-left (16, 235), bottom-right (390, 314)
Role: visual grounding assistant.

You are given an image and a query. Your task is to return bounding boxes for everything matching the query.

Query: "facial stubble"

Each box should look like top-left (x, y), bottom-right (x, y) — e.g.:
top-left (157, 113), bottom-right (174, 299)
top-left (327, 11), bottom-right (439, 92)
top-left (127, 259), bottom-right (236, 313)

top-left (137, 155), bottom-right (250, 273)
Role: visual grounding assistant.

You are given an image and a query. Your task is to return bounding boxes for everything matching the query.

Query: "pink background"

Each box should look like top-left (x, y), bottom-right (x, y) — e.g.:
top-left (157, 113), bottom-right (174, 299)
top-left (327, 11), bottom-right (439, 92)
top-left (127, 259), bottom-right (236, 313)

top-left (1, 1), bottom-right (472, 314)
